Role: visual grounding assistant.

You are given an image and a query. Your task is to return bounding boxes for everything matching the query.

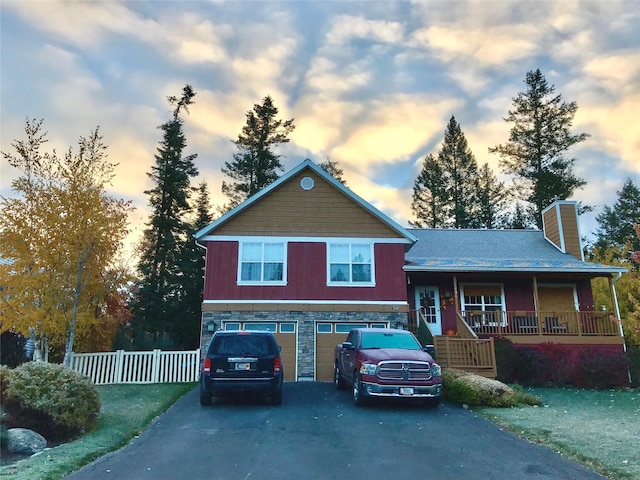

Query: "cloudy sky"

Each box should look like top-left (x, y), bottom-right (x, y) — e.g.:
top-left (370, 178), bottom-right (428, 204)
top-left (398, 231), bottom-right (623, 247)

top-left (1, 0), bottom-right (638, 262)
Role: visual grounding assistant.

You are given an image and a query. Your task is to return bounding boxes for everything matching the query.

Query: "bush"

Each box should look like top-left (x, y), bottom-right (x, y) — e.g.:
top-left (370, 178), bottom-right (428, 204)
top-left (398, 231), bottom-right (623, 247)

top-left (442, 368), bottom-right (518, 407)
top-left (512, 346), bottom-right (551, 386)
top-left (2, 362), bottom-right (101, 441)
top-left (492, 336), bottom-right (519, 383)
top-left (536, 343), bottom-right (575, 385)
top-left (573, 349), bottom-right (631, 389)
top-left (627, 344), bottom-right (640, 388)
top-left (0, 331), bottom-right (28, 368)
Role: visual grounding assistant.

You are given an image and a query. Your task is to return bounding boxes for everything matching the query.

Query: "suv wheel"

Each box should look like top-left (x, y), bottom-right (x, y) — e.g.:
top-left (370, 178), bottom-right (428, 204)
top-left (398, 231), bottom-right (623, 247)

top-left (200, 389), bottom-right (212, 406)
top-left (270, 386), bottom-right (283, 406)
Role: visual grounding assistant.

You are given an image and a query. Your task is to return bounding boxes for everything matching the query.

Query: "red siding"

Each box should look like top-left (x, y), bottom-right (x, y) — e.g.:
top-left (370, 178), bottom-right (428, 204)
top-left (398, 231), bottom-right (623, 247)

top-left (203, 241), bottom-right (407, 301)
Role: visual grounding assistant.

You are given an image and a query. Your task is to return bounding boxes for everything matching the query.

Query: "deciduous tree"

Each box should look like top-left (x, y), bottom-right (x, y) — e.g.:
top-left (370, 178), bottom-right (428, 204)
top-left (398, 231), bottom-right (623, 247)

top-left (0, 119), bottom-right (132, 365)
top-left (489, 69), bottom-right (589, 228)
top-left (221, 96), bottom-right (295, 209)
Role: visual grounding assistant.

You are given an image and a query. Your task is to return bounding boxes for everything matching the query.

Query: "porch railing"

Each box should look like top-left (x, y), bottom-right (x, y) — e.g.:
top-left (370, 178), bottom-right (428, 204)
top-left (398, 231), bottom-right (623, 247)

top-left (463, 310), bottom-right (621, 337)
top-left (69, 349), bottom-right (200, 385)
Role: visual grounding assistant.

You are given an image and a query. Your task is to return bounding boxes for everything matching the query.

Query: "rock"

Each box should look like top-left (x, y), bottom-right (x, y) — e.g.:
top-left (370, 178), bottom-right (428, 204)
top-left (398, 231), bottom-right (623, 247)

top-left (6, 428), bottom-right (47, 454)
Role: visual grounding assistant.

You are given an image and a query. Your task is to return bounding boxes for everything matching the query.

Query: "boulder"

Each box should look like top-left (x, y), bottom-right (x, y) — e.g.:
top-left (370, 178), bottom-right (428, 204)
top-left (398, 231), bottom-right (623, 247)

top-left (6, 428), bottom-right (47, 454)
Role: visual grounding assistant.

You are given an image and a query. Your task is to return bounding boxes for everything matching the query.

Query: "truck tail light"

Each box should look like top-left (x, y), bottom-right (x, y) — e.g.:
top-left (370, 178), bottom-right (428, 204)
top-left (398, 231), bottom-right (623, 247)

top-left (203, 357), bottom-right (211, 373)
top-left (274, 357), bottom-right (281, 373)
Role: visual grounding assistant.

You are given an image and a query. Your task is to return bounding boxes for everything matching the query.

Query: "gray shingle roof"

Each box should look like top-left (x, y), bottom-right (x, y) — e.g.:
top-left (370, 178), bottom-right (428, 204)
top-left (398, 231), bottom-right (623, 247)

top-left (405, 229), bottom-right (625, 274)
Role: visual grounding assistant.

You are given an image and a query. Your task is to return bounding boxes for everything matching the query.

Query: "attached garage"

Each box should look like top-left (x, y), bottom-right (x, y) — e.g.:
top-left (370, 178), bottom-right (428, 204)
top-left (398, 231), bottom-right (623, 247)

top-left (314, 322), bottom-right (389, 381)
top-left (222, 321), bottom-right (297, 381)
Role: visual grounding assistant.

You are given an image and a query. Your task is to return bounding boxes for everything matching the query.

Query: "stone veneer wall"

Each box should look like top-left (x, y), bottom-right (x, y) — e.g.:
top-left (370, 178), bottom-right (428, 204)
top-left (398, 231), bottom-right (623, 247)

top-left (200, 310), bottom-right (408, 380)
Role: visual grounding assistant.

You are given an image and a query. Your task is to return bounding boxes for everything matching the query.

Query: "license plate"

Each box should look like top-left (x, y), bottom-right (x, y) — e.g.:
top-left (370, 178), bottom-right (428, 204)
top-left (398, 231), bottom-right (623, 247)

top-left (235, 362), bottom-right (251, 370)
top-left (400, 387), bottom-right (414, 395)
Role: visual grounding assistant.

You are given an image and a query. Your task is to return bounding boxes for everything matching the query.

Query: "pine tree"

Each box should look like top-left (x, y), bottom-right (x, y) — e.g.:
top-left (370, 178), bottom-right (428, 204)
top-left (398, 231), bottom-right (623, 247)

top-left (132, 85), bottom-right (199, 347)
top-left (221, 96), bottom-right (295, 209)
top-left (411, 154), bottom-right (447, 228)
top-left (476, 162), bottom-right (509, 229)
top-left (489, 69), bottom-right (589, 228)
top-left (438, 116), bottom-right (480, 228)
top-left (174, 181), bottom-right (215, 349)
top-left (319, 158), bottom-right (346, 185)
top-left (593, 177), bottom-right (640, 261)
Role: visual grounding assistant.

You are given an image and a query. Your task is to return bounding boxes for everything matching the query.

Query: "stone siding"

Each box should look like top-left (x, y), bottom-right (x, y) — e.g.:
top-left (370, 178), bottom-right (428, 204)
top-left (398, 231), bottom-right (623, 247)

top-left (200, 310), bottom-right (408, 380)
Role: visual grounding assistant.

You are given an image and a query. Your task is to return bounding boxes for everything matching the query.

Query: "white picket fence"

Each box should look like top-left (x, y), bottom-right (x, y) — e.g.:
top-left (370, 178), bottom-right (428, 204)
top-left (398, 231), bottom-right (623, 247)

top-left (69, 349), bottom-right (200, 385)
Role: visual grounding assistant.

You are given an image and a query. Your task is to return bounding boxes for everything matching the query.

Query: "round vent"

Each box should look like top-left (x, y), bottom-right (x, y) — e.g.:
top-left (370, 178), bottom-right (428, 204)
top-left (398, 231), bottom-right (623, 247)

top-left (300, 176), bottom-right (315, 190)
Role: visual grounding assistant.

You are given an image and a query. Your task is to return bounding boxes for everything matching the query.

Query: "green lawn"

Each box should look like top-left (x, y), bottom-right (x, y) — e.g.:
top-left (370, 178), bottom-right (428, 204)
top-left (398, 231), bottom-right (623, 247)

top-left (479, 388), bottom-right (640, 480)
top-left (0, 383), bottom-right (195, 480)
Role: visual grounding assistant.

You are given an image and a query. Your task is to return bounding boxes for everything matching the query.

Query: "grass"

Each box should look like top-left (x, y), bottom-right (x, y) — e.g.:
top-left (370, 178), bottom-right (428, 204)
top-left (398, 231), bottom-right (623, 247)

top-left (0, 382), bottom-right (194, 480)
top-left (478, 387), bottom-right (640, 480)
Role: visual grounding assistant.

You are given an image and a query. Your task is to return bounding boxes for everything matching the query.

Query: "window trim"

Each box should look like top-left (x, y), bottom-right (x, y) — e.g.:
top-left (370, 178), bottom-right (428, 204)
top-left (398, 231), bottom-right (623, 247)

top-left (237, 241), bottom-right (287, 286)
top-left (326, 242), bottom-right (375, 287)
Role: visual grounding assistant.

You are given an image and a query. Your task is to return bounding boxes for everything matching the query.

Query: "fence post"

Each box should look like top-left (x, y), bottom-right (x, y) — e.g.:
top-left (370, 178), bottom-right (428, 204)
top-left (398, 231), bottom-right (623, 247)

top-left (115, 350), bottom-right (124, 383)
top-left (69, 351), bottom-right (75, 370)
top-left (152, 349), bottom-right (161, 383)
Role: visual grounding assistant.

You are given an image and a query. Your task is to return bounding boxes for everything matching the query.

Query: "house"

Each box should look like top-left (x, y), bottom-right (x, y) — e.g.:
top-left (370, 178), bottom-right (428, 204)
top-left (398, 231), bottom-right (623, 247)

top-left (195, 160), bottom-right (626, 381)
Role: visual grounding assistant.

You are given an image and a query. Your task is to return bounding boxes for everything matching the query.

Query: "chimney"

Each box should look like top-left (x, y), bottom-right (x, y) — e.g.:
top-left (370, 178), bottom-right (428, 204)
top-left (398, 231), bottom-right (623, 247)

top-left (542, 200), bottom-right (584, 260)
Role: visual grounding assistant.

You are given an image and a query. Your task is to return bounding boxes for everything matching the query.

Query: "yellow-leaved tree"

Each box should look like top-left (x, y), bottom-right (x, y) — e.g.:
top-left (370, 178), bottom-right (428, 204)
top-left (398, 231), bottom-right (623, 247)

top-left (0, 119), bottom-right (133, 365)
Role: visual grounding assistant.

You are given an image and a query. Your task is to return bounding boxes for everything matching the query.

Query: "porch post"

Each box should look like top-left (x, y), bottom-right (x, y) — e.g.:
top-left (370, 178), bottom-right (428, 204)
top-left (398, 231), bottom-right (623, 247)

top-left (609, 274), bottom-right (625, 343)
top-left (532, 276), bottom-right (542, 334)
top-left (453, 275), bottom-right (459, 312)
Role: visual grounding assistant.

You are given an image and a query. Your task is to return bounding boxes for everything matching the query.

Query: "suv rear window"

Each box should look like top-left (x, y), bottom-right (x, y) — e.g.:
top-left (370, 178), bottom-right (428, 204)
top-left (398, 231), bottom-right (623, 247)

top-left (210, 334), bottom-right (277, 356)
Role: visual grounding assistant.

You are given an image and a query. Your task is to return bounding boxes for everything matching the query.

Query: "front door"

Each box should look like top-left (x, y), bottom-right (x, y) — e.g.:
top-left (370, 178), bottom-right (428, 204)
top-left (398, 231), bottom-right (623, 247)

top-left (415, 287), bottom-right (442, 336)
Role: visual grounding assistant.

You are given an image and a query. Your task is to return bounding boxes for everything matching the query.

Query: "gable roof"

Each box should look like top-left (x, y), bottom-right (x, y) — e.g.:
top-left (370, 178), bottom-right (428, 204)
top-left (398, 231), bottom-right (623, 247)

top-left (195, 159), bottom-right (417, 244)
top-left (405, 229), bottom-right (626, 275)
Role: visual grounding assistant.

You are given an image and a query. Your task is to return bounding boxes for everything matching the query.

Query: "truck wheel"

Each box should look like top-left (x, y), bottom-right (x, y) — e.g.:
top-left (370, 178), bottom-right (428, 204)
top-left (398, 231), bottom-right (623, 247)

top-left (334, 365), bottom-right (347, 390)
top-left (353, 374), bottom-right (368, 407)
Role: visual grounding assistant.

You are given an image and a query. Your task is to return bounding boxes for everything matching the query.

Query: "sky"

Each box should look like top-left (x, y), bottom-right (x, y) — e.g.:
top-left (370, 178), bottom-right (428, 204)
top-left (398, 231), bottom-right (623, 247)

top-left (1, 0), bottom-right (638, 264)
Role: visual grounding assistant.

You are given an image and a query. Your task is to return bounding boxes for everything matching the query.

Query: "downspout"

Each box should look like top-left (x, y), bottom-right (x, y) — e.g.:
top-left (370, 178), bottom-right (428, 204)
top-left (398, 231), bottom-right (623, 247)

top-left (611, 272), bottom-right (625, 351)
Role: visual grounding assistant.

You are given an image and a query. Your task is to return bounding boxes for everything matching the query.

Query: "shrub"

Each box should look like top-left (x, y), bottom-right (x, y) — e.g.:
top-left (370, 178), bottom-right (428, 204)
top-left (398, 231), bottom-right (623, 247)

top-left (536, 343), bottom-right (575, 385)
top-left (627, 344), bottom-right (640, 388)
top-left (513, 346), bottom-right (551, 385)
top-left (492, 336), bottom-right (519, 383)
top-left (2, 362), bottom-right (101, 441)
top-left (442, 368), bottom-right (517, 407)
top-left (0, 331), bottom-right (28, 368)
top-left (573, 349), bottom-right (631, 389)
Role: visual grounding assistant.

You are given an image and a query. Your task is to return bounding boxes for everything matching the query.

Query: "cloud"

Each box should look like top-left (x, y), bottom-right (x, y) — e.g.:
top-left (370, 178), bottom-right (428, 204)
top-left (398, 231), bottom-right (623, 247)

top-left (326, 15), bottom-right (404, 45)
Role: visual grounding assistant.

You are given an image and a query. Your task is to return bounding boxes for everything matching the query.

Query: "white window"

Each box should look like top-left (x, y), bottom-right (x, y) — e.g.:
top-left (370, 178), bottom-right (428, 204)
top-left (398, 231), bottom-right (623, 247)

top-left (238, 242), bottom-right (286, 284)
top-left (327, 243), bottom-right (374, 285)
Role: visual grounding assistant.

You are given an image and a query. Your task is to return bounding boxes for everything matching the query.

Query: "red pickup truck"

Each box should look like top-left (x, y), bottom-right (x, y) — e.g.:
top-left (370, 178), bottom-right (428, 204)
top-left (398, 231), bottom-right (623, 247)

top-left (334, 328), bottom-right (442, 407)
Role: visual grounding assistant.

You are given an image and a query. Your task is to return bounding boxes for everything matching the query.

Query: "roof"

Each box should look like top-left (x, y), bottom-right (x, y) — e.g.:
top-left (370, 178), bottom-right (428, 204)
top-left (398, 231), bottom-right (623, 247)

top-left (195, 159), bottom-right (417, 244)
top-left (404, 229), bottom-right (626, 275)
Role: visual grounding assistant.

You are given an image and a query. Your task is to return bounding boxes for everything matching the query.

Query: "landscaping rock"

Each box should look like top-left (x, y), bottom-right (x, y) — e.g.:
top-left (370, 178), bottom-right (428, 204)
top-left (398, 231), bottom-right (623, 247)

top-left (6, 428), bottom-right (47, 454)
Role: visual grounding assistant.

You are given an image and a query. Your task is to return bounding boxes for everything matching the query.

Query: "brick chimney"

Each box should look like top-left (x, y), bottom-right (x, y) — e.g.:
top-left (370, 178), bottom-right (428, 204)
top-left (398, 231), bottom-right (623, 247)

top-left (542, 200), bottom-right (584, 260)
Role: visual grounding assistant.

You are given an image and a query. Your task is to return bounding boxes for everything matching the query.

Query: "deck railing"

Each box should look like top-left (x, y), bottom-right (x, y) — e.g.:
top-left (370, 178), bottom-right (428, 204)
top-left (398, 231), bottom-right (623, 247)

top-left (69, 349), bottom-right (200, 385)
top-left (463, 310), bottom-right (621, 337)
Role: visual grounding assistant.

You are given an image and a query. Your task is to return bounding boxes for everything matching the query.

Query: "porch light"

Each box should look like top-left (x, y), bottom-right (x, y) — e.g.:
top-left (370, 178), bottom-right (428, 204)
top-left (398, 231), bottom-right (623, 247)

top-left (206, 321), bottom-right (216, 332)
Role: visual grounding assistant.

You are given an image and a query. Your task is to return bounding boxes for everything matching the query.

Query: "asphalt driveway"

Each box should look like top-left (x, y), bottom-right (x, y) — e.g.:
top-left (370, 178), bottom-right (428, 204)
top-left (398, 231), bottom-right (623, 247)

top-left (65, 382), bottom-right (605, 480)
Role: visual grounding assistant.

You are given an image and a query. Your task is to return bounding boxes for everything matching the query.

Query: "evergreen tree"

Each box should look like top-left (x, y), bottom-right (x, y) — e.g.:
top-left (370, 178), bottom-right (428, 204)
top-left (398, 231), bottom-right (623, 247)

top-left (593, 177), bottom-right (640, 260)
top-left (319, 157), bottom-right (346, 185)
top-left (175, 181), bottom-right (215, 349)
top-left (476, 162), bottom-right (509, 229)
top-left (221, 96), bottom-right (295, 209)
top-left (489, 69), bottom-right (589, 228)
top-left (438, 116), bottom-right (480, 228)
top-left (410, 154), bottom-right (447, 228)
top-left (132, 85), bottom-right (199, 347)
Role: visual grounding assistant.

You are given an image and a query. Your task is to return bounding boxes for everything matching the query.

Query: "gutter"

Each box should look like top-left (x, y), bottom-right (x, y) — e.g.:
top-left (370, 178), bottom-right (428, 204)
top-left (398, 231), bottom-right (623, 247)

top-left (611, 272), bottom-right (625, 350)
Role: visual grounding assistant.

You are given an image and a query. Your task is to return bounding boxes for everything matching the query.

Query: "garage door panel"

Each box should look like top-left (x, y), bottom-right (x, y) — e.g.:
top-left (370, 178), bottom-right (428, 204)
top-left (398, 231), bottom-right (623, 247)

top-left (316, 332), bottom-right (347, 381)
top-left (275, 331), bottom-right (296, 382)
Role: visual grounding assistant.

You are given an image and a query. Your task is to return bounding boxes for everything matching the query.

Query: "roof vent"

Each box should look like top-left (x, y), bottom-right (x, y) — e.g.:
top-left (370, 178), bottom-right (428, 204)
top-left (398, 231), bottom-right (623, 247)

top-left (300, 176), bottom-right (314, 191)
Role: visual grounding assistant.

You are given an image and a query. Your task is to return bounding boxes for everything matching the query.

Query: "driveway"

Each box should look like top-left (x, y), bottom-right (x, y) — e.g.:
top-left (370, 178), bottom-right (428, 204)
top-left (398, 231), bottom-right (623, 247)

top-left (65, 382), bottom-right (605, 480)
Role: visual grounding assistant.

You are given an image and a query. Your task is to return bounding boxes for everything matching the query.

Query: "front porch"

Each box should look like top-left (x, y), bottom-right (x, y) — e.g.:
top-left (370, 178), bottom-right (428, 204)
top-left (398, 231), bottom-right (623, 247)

top-left (408, 308), bottom-right (624, 379)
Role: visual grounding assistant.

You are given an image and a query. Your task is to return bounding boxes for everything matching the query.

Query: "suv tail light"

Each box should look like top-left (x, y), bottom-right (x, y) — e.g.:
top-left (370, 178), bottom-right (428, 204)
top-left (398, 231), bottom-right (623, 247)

top-left (274, 357), bottom-right (281, 373)
top-left (203, 357), bottom-right (211, 373)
